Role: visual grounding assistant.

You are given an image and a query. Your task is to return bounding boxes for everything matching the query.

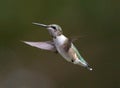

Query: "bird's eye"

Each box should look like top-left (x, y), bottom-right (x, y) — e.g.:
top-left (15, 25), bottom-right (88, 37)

top-left (51, 26), bottom-right (56, 30)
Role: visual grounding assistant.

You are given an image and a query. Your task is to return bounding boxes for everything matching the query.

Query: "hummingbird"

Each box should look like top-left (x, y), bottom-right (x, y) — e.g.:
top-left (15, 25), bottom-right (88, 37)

top-left (23, 22), bottom-right (92, 71)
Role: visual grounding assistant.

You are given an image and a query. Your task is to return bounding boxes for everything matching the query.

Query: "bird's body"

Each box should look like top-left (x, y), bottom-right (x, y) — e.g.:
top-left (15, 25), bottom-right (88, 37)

top-left (53, 34), bottom-right (89, 67)
top-left (23, 23), bottom-right (92, 71)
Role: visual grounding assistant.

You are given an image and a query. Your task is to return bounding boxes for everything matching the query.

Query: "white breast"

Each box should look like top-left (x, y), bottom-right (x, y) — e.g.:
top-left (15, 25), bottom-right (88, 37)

top-left (53, 35), bottom-right (71, 62)
top-left (53, 35), bottom-right (67, 46)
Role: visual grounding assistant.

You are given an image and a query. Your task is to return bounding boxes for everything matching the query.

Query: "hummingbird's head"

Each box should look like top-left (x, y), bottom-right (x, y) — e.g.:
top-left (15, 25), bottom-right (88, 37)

top-left (32, 22), bottom-right (63, 38)
top-left (47, 24), bottom-right (63, 37)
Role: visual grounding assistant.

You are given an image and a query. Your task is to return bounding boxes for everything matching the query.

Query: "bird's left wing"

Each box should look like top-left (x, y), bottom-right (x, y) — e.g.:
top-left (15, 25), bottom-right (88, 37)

top-left (22, 41), bottom-right (57, 52)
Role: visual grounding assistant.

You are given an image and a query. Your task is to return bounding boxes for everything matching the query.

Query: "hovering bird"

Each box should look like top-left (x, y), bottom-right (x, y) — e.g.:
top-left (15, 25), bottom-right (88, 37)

top-left (23, 22), bottom-right (92, 71)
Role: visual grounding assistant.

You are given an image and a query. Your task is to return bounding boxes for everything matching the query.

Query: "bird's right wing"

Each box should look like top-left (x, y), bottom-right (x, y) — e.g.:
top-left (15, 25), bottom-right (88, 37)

top-left (22, 41), bottom-right (57, 52)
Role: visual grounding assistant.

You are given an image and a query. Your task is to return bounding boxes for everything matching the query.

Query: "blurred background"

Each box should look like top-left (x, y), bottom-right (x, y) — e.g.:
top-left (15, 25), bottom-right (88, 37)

top-left (0, 0), bottom-right (119, 88)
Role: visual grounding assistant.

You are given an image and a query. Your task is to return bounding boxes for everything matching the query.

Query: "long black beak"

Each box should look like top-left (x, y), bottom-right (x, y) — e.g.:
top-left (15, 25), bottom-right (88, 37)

top-left (32, 22), bottom-right (48, 28)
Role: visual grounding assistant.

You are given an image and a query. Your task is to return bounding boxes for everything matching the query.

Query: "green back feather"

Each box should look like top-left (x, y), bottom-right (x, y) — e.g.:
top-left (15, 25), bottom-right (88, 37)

top-left (72, 44), bottom-right (87, 63)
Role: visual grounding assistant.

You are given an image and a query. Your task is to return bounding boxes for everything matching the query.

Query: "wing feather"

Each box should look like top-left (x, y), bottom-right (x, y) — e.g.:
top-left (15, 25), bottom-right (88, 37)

top-left (22, 41), bottom-right (56, 52)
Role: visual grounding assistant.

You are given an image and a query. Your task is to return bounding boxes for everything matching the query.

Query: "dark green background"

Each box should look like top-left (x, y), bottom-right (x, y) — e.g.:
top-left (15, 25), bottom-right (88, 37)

top-left (0, 0), bottom-right (119, 88)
